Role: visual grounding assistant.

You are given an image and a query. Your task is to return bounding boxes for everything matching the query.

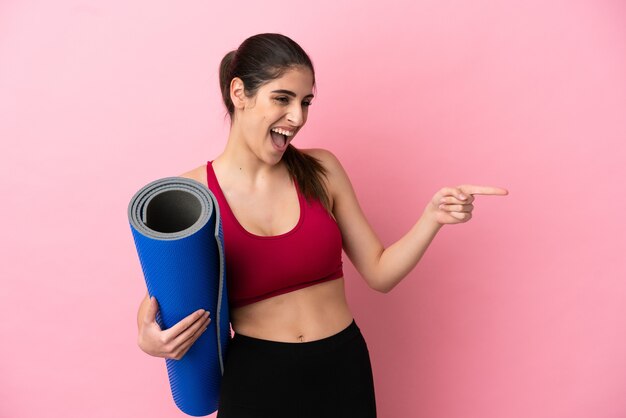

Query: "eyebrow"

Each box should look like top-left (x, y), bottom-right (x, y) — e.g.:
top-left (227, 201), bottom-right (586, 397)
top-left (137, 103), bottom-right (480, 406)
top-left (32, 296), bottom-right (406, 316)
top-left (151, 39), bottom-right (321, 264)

top-left (271, 89), bottom-right (314, 99)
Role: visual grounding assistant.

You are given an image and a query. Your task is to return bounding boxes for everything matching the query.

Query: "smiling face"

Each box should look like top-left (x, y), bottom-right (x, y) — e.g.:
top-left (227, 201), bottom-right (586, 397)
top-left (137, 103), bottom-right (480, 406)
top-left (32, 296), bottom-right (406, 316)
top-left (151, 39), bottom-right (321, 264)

top-left (231, 66), bottom-right (315, 165)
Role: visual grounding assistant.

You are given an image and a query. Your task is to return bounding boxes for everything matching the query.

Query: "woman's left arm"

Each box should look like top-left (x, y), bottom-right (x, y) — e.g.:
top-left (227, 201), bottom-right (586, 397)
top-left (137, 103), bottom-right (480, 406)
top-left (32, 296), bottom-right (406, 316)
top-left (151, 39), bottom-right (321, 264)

top-left (312, 149), bottom-right (508, 293)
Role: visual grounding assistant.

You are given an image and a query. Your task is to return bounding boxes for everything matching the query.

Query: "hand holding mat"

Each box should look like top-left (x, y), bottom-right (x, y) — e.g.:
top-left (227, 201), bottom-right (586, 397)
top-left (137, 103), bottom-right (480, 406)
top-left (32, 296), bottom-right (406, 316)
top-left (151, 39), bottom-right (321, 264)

top-left (128, 177), bottom-right (230, 416)
top-left (138, 293), bottom-right (211, 359)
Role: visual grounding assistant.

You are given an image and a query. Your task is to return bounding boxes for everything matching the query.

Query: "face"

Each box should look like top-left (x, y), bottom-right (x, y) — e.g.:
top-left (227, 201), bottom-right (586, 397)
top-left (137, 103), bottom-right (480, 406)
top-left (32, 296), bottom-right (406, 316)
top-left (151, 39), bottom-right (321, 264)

top-left (232, 66), bottom-right (314, 165)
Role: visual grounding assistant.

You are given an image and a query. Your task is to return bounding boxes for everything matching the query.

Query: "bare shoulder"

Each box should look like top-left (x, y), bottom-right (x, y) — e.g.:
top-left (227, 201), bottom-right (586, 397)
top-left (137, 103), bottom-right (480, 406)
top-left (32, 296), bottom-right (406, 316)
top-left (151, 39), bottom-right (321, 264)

top-left (299, 148), bottom-right (351, 197)
top-left (178, 164), bottom-right (208, 187)
top-left (300, 148), bottom-right (344, 175)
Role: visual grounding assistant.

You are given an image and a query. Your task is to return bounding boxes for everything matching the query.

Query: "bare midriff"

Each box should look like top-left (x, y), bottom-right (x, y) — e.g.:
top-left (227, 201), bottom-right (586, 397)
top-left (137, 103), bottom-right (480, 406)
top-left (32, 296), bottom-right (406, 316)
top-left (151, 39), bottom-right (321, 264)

top-left (230, 277), bottom-right (354, 343)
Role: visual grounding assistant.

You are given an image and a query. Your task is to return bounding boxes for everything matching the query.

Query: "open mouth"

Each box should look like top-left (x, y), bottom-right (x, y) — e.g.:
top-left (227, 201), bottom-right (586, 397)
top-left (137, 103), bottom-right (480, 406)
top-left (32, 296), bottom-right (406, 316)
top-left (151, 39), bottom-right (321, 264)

top-left (270, 130), bottom-right (287, 148)
top-left (269, 127), bottom-right (294, 150)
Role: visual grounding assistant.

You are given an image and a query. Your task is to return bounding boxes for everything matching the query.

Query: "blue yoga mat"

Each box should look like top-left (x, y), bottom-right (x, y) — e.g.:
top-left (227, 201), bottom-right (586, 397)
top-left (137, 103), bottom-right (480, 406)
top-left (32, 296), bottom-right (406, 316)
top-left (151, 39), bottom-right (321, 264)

top-left (128, 176), bottom-right (230, 416)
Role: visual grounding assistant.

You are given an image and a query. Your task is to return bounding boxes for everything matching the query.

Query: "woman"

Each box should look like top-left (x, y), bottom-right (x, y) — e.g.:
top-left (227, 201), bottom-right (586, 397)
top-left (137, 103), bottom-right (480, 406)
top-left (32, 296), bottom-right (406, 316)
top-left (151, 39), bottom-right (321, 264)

top-left (136, 33), bottom-right (508, 417)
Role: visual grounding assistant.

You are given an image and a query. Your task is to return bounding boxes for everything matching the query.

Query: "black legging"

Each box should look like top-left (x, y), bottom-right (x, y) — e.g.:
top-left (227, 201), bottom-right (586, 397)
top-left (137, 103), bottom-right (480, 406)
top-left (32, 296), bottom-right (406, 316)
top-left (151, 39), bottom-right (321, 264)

top-left (217, 319), bottom-right (377, 418)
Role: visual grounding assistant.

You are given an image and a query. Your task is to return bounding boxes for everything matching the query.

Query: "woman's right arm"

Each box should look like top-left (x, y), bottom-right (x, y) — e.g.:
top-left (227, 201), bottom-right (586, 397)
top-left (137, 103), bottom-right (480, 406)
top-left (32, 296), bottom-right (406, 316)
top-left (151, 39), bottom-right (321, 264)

top-left (137, 291), bottom-right (211, 360)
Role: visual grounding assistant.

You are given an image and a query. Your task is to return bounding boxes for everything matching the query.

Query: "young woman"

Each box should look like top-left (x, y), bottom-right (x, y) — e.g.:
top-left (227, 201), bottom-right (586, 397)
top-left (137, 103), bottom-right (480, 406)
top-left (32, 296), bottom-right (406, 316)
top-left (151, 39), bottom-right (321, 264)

top-left (136, 33), bottom-right (508, 417)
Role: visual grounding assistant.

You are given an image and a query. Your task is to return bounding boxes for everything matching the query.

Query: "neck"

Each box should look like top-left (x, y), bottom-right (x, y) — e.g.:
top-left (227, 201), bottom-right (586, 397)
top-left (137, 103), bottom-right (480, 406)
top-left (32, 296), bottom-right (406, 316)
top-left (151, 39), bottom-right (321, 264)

top-left (213, 124), bottom-right (286, 187)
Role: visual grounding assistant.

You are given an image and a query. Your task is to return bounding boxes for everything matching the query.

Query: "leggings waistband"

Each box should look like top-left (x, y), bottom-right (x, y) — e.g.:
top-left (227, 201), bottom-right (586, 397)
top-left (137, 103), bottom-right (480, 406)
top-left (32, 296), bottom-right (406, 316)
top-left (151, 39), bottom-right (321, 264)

top-left (231, 319), bottom-right (361, 356)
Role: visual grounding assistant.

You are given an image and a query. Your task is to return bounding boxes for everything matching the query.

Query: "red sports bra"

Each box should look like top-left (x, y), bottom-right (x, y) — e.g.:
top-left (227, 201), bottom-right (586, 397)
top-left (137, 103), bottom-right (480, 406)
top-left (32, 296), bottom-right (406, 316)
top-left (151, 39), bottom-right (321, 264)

top-left (206, 161), bottom-right (344, 308)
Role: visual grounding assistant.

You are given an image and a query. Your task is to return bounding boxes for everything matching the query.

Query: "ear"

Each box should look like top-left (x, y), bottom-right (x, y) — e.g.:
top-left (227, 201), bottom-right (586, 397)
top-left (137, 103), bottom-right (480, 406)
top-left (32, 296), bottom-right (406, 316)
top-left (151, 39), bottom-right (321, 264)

top-left (230, 77), bottom-right (246, 110)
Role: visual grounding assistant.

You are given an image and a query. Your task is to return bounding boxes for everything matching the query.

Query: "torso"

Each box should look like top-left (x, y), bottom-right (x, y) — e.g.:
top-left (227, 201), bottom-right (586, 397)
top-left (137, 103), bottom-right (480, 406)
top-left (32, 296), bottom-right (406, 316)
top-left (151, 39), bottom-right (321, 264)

top-left (181, 161), bottom-right (354, 343)
top-left (230, 279), bottom-right (353, 342)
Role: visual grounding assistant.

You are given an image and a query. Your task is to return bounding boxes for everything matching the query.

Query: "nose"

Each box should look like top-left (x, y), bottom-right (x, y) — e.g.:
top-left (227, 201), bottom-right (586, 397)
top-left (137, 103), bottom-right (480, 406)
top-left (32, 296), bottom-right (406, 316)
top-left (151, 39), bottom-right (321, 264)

top-left (286, 104), bottom-right (305, 127)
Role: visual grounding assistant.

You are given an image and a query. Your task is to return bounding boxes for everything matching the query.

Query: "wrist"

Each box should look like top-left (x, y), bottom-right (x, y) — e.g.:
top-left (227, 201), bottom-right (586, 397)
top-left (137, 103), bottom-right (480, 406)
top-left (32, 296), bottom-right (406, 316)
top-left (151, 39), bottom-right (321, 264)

top-left (422, 205), bottom-right (443, 230)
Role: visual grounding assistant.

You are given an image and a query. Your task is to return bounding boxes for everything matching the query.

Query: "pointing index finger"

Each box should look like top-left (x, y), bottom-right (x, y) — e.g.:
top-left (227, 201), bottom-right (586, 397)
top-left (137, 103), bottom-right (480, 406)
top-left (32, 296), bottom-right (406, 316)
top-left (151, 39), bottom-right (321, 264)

top-left (458, 185), bottom-right (509, 196)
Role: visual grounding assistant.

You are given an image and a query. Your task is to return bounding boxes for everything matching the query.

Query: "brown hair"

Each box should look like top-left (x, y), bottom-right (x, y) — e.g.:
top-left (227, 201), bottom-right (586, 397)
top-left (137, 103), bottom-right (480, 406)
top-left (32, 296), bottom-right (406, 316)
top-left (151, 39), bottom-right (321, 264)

top-left (218, 33), bottom-right (331, 213)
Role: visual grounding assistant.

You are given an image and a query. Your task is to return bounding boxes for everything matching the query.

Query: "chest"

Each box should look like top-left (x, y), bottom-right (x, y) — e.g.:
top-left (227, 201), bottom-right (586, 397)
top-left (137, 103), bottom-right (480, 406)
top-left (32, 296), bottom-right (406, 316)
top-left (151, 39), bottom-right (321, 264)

top-left (222, 181), bottom-right (301, 237)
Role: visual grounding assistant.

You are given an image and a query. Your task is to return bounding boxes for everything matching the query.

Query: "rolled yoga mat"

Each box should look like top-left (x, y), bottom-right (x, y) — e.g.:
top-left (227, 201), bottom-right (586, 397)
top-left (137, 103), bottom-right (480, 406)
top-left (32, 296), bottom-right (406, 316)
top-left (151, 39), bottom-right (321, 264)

top-left (128, 177), bottom-right (230, 417)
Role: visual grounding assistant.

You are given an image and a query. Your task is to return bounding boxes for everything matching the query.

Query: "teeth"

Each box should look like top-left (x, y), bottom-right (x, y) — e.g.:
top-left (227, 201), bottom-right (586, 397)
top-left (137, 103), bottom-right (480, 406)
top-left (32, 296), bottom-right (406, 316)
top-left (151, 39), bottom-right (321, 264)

top-left (271, 128), bottom-right (294, 137)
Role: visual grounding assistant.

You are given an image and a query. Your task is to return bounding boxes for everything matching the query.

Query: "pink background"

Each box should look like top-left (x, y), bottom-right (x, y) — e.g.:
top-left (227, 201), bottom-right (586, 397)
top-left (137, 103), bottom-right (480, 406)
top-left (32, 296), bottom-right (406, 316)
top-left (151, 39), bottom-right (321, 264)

top-left (1, 1), bottom-right (625, 417)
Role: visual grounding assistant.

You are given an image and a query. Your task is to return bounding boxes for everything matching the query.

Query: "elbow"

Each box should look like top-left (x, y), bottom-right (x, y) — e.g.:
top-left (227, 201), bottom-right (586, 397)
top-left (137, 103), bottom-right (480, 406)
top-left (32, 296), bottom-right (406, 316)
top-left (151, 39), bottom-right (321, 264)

top-left (375, 286), bottom-right (390, 294)
top-left (359, 259), bottom-right (394, 293)
top-left (378, 284), bottom-right (394, 294)
top-left (370, 277), bottom-right (392, 294)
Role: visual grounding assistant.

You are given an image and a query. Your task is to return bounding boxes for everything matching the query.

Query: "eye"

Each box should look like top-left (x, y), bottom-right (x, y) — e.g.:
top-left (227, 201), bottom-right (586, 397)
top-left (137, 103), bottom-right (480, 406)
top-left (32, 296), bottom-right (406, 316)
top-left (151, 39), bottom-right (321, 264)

top-left (303, 101), bottom-right (313, 107)
top-left (274, 97), bottom-right (289, 104)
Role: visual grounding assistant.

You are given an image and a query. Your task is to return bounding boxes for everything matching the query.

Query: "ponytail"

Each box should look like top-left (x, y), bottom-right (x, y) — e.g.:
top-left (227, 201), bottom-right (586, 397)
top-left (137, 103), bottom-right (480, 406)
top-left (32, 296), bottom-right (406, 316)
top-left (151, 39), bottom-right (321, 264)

top-left (282, 145), bottom-right (331, 213)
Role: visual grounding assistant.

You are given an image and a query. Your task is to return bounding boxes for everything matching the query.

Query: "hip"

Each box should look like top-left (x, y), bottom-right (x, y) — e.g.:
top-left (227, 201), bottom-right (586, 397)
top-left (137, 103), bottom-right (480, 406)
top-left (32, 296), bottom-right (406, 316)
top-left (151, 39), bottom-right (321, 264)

top-left (217, 319), bottom-right (377, 417)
